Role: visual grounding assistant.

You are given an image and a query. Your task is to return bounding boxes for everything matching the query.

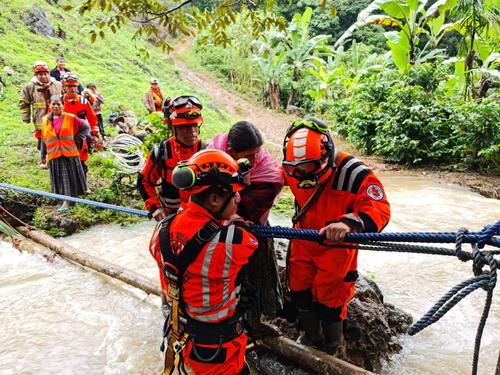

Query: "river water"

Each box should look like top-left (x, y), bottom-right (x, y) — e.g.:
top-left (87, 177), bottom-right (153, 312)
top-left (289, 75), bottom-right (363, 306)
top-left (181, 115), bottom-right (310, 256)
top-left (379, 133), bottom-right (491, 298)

top-left (0, 175), bottom-right (498, 374)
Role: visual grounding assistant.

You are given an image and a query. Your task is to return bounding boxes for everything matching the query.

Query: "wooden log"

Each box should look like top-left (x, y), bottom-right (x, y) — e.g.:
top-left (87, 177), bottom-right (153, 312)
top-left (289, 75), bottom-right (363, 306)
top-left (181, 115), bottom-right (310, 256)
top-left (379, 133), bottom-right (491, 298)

top-left (13, 226), bottom-right (374, 375)
top-left (16, 226), bottom-right (161, 296)
top-left (257, 332), bottom-right (376, 375)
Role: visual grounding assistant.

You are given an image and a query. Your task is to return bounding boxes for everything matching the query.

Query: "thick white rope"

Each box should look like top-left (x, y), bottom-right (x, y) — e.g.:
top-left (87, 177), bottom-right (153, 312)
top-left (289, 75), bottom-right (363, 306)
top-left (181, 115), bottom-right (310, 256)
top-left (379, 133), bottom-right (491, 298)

top-left (105, 134), bottom-right (146, 174)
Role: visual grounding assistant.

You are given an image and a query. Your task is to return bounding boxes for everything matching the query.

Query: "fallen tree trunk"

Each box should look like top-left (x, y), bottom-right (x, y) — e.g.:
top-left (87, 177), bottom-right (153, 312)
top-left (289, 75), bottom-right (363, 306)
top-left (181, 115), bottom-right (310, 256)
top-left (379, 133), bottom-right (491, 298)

top-left (12, 226), bottom-right (374, 375)
top-left (16, 226), bottom-right (161, 296)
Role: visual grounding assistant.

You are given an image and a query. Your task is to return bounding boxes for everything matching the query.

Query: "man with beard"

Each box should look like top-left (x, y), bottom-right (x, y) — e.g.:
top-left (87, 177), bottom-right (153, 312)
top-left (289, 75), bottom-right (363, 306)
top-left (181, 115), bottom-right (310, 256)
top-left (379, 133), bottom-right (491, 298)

top-left (19, 61), bottom-right (62, 168)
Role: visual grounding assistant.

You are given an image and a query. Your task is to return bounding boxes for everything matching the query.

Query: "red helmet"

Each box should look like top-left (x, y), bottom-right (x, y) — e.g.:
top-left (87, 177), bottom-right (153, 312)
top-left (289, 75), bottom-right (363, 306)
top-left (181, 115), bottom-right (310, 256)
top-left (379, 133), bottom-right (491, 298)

top-left (167, 95), bottom-right (204, 127)
top-left (282, 118), bottom-right (334, 182)
top-left (172, 149), bottom-right (250, 195)
top-left (61, 73), bottom-right (80, 86)
top-left (32, 61), bottom-right (49, 74)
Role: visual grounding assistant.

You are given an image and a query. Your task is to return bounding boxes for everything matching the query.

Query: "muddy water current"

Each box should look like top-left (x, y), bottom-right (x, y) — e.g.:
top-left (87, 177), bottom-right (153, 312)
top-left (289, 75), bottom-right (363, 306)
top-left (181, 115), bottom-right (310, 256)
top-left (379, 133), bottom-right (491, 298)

top-left (1, 175), bottom-right (499, 374)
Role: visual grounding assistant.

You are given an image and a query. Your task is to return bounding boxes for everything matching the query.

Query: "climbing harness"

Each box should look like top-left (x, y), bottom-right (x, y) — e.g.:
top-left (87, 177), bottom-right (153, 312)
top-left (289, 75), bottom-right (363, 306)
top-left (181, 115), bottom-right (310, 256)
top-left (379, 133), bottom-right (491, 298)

top-left (0, 183), bottom-right (498, 374)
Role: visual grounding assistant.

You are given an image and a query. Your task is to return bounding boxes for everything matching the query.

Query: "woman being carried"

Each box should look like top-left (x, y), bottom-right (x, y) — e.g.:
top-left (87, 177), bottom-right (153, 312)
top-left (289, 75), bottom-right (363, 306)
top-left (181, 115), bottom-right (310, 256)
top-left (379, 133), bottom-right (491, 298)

top-left (208, 121), bottom-right (284, 331)
top-left (40, 95), bottom-right (90, 211)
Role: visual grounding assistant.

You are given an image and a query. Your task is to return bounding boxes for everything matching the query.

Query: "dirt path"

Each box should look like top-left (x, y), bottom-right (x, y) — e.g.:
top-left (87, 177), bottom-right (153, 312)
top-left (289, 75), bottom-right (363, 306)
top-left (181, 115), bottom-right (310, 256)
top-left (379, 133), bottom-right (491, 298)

top-left (171, 42), bottom-right (499, 199)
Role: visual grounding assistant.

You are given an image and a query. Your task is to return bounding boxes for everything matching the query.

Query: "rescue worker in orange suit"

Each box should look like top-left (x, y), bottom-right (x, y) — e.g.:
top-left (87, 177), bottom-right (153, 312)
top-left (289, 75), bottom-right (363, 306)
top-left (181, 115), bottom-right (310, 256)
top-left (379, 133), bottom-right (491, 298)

top-left (19, 61), bottom-right (62, 168)
top-left (149, 149), bottom-right (257, 375)
top-left (144, 77), bottom-right (164, 113)
top-left (137, 96), bottom-right (205, 221)
top-left (61, 73), bottom-right (98, 178)
top-left (281, 118), bottom-right (390, 355)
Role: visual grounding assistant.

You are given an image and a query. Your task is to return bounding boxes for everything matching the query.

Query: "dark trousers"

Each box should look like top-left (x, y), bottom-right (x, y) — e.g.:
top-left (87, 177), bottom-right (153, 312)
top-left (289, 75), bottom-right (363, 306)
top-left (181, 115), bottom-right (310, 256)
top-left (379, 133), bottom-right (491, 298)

top-left (96, 113), bottom-right (106, 137)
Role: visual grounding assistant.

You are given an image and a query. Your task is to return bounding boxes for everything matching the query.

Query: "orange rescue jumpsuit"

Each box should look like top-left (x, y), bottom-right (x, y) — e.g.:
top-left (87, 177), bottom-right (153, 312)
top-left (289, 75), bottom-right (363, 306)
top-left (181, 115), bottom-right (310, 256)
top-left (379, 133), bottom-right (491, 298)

top-left (149, 201), bottom-right (258, 374)
top-left (284, 151), bottom-right (391, 321)
top-left (137, 137), bottom-right (204, 214)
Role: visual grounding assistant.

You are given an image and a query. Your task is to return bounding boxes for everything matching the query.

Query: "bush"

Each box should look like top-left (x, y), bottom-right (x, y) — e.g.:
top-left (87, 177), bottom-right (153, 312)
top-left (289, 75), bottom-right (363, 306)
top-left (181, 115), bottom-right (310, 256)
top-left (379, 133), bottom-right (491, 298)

top-left (330, 67), bottom-right (499, 171)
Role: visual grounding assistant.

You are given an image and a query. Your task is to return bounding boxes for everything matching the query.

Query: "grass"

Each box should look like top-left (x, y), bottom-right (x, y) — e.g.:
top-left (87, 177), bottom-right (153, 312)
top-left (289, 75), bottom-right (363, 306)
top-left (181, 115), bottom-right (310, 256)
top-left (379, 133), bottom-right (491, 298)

top-left (0, 0), bottom-right (236, 234)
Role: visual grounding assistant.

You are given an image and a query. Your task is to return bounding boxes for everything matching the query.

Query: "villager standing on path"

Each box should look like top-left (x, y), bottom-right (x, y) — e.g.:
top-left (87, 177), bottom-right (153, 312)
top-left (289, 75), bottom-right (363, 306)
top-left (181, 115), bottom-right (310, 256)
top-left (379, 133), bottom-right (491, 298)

top-left (282, 118), bottom-right (391, 355)
top-left (143, 77), bottom-right (164, 114)
top-left (85, 82), bottom-right (106, 138)
top-left (149, 149), bottom-right (257, 375)
top-left (19, 61), bottom-right (62, 168)
top-left (208, 121), bottom-right (284, 331)
top-left (40, 95), bottom-right (89, 211)
top-left (61, 73), bottom-right (98, 180)
top-left (137, 96), bottom-right (205, 221)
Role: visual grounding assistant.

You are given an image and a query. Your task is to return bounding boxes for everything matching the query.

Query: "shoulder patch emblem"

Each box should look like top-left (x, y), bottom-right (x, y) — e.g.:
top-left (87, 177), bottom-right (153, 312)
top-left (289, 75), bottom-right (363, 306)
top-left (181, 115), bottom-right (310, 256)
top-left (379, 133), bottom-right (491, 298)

top-left (366, 184), bottom-right (384, 201)
top-left (250, 238), bottom-right (258, 245)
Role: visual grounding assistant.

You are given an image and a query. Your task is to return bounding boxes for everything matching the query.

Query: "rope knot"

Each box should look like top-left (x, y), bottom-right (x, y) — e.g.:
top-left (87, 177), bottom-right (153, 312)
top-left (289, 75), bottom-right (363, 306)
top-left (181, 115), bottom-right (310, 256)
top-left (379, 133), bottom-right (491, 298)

top-left (455, 228), bottom-right (470, 262)
top-left (472, 245), bottom-right (497, 291)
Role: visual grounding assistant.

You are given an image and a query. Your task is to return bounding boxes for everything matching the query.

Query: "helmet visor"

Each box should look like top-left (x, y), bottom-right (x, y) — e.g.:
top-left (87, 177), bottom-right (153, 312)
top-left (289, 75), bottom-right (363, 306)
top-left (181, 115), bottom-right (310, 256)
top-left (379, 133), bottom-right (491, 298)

top-left (283, 159), bottom-right (322, 179)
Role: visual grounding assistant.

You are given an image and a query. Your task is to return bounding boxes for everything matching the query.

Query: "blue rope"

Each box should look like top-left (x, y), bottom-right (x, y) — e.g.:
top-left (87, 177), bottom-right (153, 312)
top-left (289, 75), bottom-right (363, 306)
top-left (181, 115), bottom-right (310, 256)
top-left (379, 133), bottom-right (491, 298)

top-left (0, 183), bottom-right (149, 217)
top-left (1, 183), bottom-right (498, 246)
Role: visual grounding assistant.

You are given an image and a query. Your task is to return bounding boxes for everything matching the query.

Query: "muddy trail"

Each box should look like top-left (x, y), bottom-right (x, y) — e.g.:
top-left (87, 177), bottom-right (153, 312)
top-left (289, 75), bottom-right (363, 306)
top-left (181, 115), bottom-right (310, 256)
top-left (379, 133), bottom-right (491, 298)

top-left (170, 41), bottom-right (499, 199)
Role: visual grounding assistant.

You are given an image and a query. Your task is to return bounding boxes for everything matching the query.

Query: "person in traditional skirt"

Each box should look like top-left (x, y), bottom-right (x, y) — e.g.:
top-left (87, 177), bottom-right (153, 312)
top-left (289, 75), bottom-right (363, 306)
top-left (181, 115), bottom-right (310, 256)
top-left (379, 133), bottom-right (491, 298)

top-left (208, 121), bottom-right (284, 335)
top-left (40, 95), bottom-right (90, 211)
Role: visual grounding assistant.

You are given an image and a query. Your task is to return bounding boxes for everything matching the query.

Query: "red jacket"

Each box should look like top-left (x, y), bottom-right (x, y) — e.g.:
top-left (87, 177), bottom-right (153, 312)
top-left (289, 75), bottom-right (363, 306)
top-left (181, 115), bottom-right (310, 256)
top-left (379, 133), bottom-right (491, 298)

top-left (63, 96), bottom-right (98, 162)
top-left (137, 137), bottom-right (203, 213)
top-left (149, 201), bottom-right (258, 323)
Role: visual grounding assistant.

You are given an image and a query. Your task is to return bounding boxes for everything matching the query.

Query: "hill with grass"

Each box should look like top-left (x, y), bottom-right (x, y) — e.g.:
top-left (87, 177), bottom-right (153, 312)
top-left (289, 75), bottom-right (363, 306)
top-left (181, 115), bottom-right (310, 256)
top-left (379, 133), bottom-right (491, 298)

top-left (0, 0), bottom-right (234, 235)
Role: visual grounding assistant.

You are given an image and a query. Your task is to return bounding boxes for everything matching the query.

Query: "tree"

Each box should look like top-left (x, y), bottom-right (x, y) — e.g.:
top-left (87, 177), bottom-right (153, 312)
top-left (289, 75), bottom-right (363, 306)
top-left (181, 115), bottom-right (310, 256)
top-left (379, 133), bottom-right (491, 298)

top-left (334, 0), bottom-right (460, 72)
top-left (69, 0), bottom-right (338, 52)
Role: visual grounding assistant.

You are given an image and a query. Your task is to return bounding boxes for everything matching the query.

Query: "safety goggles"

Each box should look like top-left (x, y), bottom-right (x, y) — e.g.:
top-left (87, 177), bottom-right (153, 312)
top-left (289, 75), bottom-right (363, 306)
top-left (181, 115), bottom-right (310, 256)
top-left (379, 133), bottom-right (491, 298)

top-left (282, 159), bottom-right (323, 179)
top-left (171, 96), bottom-right (203, 110)
top-left (287, 119), bottom-right (329, 135)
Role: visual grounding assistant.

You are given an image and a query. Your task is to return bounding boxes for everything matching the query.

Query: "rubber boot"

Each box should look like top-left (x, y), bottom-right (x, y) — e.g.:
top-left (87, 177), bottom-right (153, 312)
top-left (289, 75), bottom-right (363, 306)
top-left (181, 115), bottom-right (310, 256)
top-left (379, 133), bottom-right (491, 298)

top-left (297, 309), bottom-right (322, 346)
top-left (322, 320), bottom-right (342, 355)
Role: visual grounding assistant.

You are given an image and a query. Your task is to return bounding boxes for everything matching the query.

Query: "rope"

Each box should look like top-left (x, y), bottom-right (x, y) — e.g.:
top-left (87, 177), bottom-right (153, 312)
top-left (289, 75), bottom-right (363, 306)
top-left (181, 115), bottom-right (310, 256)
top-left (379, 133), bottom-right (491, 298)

top-left (106, 134), bottom-right (146, 174)
top-left (0, 183), bottom-right (149, 217)
top-left (0, 182), bottom-right (498, 374)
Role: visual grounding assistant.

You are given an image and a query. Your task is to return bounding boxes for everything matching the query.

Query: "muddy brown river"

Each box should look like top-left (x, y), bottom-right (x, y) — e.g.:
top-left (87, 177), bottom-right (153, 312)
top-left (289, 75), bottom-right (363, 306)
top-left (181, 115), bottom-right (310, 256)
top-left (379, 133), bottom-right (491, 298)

top-left (1, 175), bottom-right (499, 374)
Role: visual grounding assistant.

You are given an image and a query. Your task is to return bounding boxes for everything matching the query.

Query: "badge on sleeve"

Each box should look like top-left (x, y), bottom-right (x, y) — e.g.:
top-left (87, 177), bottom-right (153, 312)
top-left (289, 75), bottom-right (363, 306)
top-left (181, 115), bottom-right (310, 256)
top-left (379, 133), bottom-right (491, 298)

top-left (366, 184), bottom-right (384, 201)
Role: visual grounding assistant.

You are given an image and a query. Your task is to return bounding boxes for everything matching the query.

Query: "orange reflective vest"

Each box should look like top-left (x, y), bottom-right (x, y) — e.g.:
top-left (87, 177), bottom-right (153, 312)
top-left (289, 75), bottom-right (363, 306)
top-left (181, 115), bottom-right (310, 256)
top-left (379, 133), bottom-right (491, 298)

top-left (41, 113), bottom-right (80, 161)
top-left (149, 201), bottom-right (258, 323)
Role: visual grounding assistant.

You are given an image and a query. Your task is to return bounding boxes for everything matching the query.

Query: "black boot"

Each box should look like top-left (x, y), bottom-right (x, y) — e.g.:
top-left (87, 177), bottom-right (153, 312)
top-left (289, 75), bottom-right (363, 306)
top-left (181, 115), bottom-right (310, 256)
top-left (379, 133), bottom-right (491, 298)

top-left (297, 309), bottom-right (322, 346)
top-left (322, 320), bottom-right (342, 355)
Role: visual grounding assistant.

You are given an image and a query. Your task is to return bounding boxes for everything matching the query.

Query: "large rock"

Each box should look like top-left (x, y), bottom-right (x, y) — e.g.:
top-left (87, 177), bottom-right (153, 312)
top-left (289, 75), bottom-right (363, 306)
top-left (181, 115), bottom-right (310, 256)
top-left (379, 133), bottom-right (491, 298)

top-left (22, 4), bottom-right (54, 37)
top-left (343, 276), bottom-right (412, 371)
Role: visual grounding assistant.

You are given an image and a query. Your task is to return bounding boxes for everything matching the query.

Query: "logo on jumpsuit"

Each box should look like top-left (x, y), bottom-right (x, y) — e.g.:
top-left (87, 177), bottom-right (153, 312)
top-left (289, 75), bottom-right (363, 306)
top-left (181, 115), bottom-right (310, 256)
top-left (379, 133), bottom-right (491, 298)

top-left (366, 184), bottom-right (384, 201)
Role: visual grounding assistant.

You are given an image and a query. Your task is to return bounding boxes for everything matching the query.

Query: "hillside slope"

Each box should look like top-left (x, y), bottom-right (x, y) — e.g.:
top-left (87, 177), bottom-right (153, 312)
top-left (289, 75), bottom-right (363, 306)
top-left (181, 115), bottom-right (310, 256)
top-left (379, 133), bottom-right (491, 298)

top-left (0, 0), bottom-right (233, 233)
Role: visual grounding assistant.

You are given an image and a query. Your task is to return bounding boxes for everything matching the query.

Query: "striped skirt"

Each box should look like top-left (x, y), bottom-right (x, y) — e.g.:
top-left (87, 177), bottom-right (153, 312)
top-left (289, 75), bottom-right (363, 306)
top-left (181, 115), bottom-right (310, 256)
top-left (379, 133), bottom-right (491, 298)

top-left (48, 156), bottom-right (87, 197)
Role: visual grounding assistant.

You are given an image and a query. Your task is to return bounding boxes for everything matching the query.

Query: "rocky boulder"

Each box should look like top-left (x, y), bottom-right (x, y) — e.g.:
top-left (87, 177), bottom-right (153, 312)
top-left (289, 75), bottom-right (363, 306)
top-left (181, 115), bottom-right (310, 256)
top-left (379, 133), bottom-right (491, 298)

top-left (22, 4), bottom-right (54, 37)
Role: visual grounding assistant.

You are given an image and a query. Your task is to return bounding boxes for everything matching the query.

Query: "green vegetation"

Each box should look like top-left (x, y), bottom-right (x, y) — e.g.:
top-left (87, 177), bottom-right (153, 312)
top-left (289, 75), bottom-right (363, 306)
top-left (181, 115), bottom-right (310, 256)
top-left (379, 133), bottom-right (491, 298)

top-left (0, 0), bottom-right (234, 234)
top-left (189, 2), bottom-right (500, 172)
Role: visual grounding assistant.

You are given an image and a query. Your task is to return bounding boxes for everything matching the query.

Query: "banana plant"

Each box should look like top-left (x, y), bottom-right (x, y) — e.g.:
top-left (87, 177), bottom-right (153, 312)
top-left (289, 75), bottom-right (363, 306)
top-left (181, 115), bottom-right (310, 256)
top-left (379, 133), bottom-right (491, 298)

top-left (279, 7), bottom-right (334, 106)
top-left (334, 0), bottom-right (459, 72)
